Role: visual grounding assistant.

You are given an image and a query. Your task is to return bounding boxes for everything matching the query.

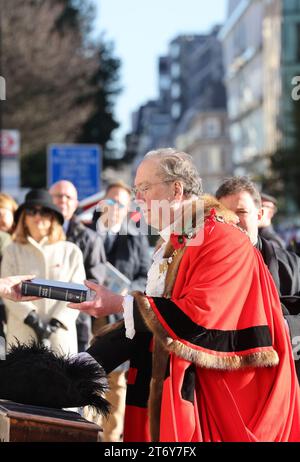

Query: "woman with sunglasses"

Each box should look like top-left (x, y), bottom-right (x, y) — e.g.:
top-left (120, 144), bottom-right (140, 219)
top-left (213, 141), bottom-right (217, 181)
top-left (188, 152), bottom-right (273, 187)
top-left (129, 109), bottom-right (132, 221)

top-left (1, 189), bottom-right (86, 355)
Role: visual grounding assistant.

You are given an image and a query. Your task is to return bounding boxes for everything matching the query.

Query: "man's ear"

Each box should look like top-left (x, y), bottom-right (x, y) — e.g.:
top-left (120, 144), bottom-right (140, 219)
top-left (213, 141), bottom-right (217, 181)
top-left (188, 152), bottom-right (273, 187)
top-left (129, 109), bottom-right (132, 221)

top-left (173, 181), bottom-right (184, 200)
top-left (257, 207), bottom-right (264, 224)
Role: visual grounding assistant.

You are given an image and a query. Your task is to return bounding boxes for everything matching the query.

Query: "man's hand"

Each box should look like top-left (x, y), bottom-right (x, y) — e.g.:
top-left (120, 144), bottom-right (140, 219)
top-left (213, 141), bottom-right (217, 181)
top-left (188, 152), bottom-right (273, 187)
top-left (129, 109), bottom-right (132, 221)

top-left (67, 280), bottom-right (124, 318)
top-left (0, 275), bottom-right (39, 301)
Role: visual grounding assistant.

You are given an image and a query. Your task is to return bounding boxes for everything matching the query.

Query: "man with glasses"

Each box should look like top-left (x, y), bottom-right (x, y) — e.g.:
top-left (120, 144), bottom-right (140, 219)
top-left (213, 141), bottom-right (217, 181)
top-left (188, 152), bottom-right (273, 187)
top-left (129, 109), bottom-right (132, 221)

top-left (49, 180), bottom-right (106, 352)
top-left (89, 180), bottom-right (151, 442)
top-left (1, 150), bottom-right (300, 441)
top-left (90, 181), bottom-right (150, 293)
top-left (69, 149), bottom-right (300, 442)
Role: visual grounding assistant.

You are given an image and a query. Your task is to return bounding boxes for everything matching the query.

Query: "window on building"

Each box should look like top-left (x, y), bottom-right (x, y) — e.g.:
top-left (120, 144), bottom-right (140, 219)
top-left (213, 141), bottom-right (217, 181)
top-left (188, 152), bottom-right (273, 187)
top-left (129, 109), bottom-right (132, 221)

top-left (171, 83), bottom-right (181, 99)
top-left (283, 0), bottom-right (300, 14)
top-left (171, 102), bottom-right (181, 120)
top-left (160, 75), bottom-right (171, 90)
top-left (233, 22), bottom-right (247, 59)
top-left (205, 118), bottom-right (221, 138)
top-left (170, 43), bottom-right (180, 59)
top-left (171, 63), bottom-right (181, 78)
top-left (209, 147), bottom-right (222, 172)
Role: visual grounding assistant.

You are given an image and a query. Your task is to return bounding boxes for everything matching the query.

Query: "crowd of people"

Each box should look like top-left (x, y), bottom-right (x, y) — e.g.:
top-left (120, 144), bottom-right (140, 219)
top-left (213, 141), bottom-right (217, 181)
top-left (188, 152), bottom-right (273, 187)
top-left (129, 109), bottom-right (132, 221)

top-left (1, 147), bottom-right (300, 442)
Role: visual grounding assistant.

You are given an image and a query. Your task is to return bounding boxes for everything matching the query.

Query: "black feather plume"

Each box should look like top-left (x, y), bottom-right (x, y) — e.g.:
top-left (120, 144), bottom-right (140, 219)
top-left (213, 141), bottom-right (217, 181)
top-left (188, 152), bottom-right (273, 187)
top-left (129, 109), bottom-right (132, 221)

top-left (0, 341), bottom-right (110, 416)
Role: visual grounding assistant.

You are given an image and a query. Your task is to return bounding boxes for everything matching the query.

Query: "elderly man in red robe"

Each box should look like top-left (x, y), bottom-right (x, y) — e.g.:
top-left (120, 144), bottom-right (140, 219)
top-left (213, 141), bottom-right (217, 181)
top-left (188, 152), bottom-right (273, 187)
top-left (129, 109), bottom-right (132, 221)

top-left (69, 148), bottom-right (300, 442)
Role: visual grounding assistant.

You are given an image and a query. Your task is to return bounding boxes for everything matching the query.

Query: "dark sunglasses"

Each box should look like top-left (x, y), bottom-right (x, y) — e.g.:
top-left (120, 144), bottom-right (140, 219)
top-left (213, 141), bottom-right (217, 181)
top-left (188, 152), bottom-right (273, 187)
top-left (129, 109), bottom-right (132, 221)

top-left (25, 207), bottom-right (52, 217)
top-left (103, 198), bottom-right (125, 209)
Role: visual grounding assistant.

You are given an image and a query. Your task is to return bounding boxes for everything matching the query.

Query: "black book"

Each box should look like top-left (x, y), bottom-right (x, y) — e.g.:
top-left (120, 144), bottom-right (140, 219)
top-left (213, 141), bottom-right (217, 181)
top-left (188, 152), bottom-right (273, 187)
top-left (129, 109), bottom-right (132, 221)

top-left (21, 278), bottom-right (88, 303)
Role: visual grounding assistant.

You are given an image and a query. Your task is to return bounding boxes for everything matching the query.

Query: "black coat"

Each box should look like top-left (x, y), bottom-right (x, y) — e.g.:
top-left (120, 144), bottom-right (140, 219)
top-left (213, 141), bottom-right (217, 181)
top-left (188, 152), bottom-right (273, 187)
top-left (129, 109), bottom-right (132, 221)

top-left (257, 236), bottom-right (300, 380)
top-left (90, 212), bottom-right (151, 292)
top-left (259, 225), bottom-right (286, 250)
top-left (257, 236), bottom-right (300, 297)
top-left (103, 225), bottom-right (151, 293)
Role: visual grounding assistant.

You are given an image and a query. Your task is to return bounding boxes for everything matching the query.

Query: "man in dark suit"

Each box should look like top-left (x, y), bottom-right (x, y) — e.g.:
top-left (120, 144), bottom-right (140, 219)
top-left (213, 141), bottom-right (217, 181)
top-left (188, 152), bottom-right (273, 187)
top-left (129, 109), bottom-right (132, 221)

top-left (90, 180), bottom-right (151, 442)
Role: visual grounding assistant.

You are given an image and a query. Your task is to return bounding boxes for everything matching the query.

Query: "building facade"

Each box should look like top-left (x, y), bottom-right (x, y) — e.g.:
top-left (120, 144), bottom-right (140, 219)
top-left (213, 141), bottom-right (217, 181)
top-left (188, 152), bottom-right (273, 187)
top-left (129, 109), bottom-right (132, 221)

top-left (126, 26), bottom-right (233, 189)
top-left (220, 0), bottom-right (300, 178)
top-left (175, 109), bottom-right (232, 194)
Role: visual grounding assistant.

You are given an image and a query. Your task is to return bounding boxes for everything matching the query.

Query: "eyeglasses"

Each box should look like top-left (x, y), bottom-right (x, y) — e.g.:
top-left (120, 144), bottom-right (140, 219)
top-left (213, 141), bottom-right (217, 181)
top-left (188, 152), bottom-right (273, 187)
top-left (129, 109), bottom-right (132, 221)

top-left (103, 199), bottom-right (126, 209)
top-left (131, 181), bottom-right (174, 199)
top-left (25, 207), bottom-right (52, 217)
top-left (51, 193), bottom-right (76, 201)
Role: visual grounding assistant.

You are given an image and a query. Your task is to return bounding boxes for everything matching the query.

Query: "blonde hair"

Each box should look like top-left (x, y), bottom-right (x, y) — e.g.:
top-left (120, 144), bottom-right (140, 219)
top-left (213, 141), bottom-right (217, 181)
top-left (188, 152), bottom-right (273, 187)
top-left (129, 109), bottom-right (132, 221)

top-left (13, 210), bottom-right (65, 244)
top-left (0, 193), bottom-right (18, 213)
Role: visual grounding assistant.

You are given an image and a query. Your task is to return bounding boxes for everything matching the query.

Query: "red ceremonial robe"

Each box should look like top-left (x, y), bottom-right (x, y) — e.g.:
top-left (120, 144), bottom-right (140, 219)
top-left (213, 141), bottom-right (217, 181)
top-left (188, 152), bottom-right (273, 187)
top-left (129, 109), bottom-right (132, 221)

top-left (126, 211), bottom-right (300, 442)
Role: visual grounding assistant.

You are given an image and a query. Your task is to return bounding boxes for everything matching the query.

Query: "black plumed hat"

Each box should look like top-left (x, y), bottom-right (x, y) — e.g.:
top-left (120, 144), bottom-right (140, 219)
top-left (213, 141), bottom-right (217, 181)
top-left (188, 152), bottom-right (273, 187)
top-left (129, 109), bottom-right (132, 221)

top-left (0, 342), bottom-right (109, 415)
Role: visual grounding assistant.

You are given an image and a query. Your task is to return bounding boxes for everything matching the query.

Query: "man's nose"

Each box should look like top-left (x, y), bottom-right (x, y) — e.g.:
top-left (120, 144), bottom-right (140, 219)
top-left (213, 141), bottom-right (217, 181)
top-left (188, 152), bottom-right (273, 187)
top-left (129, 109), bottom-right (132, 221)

top-left (135, 190), bottom-right (144, 202)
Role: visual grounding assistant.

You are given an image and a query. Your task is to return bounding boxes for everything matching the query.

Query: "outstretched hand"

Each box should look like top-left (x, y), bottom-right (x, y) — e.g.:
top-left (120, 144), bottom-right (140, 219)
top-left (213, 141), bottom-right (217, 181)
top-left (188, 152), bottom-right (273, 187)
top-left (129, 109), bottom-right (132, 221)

top-left (67, 280), bottom-right (124, 318)
top-left (0, 275), bottom-right (39, 302)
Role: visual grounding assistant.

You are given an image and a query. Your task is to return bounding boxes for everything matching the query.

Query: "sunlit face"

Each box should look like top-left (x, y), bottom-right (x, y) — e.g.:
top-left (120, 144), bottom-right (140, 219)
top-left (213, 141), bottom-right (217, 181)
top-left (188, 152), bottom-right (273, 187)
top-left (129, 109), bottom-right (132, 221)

top-left (0, 207), bottom-right (14, 233)
top-left (219, 191), bottom-right (263, 244)
top-left (49, 181), bottom-right (78, 221)
top-left (98, 187), bottom-right (131, 228)
top-left (133, 159), bottom-right (182, 230)
top-left (24, 207), bottom-right (53, 242)
top-left (259, 201), bottom-right (275, 227)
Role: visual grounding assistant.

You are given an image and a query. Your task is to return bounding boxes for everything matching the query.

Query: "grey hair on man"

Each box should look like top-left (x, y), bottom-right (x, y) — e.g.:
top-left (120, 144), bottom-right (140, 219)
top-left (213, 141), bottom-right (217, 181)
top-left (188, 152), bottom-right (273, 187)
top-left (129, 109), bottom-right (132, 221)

top-left (145, 148), bottom-right (203, 198)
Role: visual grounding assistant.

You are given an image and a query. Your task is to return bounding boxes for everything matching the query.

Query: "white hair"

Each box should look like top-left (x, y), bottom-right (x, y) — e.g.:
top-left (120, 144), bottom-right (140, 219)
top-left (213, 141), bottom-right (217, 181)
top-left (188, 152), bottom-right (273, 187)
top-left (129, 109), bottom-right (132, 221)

top-left (144, 148), bottom-right (202, 198)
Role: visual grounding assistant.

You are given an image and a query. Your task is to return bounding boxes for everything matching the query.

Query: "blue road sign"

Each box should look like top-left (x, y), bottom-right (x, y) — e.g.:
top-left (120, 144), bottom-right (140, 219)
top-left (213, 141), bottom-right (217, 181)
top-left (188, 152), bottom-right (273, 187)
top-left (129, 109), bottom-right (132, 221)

top-left (47, 144), bottom-right (101, 201)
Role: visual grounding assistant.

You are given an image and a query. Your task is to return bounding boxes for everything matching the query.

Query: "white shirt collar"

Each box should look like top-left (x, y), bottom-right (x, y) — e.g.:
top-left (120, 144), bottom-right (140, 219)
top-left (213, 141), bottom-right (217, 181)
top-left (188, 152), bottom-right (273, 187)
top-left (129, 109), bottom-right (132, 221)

top-left (27, 235), bottom-right (49, 248)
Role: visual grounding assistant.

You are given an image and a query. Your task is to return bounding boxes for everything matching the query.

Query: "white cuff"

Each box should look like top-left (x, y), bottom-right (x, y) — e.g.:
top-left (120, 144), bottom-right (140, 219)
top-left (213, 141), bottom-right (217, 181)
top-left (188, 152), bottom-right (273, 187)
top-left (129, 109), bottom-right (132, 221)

top-left (122, 294), bottom-right (135, 339)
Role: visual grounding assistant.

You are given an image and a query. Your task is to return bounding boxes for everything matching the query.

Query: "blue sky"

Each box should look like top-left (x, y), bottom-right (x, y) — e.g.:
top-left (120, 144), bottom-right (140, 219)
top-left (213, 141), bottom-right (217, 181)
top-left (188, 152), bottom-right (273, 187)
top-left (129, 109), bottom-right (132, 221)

top-left (93, 1), bottom-right (228, 151)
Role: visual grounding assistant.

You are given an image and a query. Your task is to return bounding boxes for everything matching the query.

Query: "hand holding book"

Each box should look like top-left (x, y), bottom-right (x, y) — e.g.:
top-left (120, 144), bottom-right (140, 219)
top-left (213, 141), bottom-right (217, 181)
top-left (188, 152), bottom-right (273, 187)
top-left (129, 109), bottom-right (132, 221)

top-left (0, 275), bottom-right (39, 302)
top-left (67, 280), bottom-right (124, 318)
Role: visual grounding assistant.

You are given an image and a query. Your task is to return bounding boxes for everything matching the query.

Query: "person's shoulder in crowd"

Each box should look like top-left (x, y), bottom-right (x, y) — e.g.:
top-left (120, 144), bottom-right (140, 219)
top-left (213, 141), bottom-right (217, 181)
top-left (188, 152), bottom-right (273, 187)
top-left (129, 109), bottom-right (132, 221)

top-left (263, 235), bottom-right (300, 266)
top-left (258, 234), bottom-right (300, 296)
top-left (259, 226), bottom-right (286, 249)
top-left (67, 215), bottom-right (98, 240)
top-left (0, 231), bottom-right (11, 256)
